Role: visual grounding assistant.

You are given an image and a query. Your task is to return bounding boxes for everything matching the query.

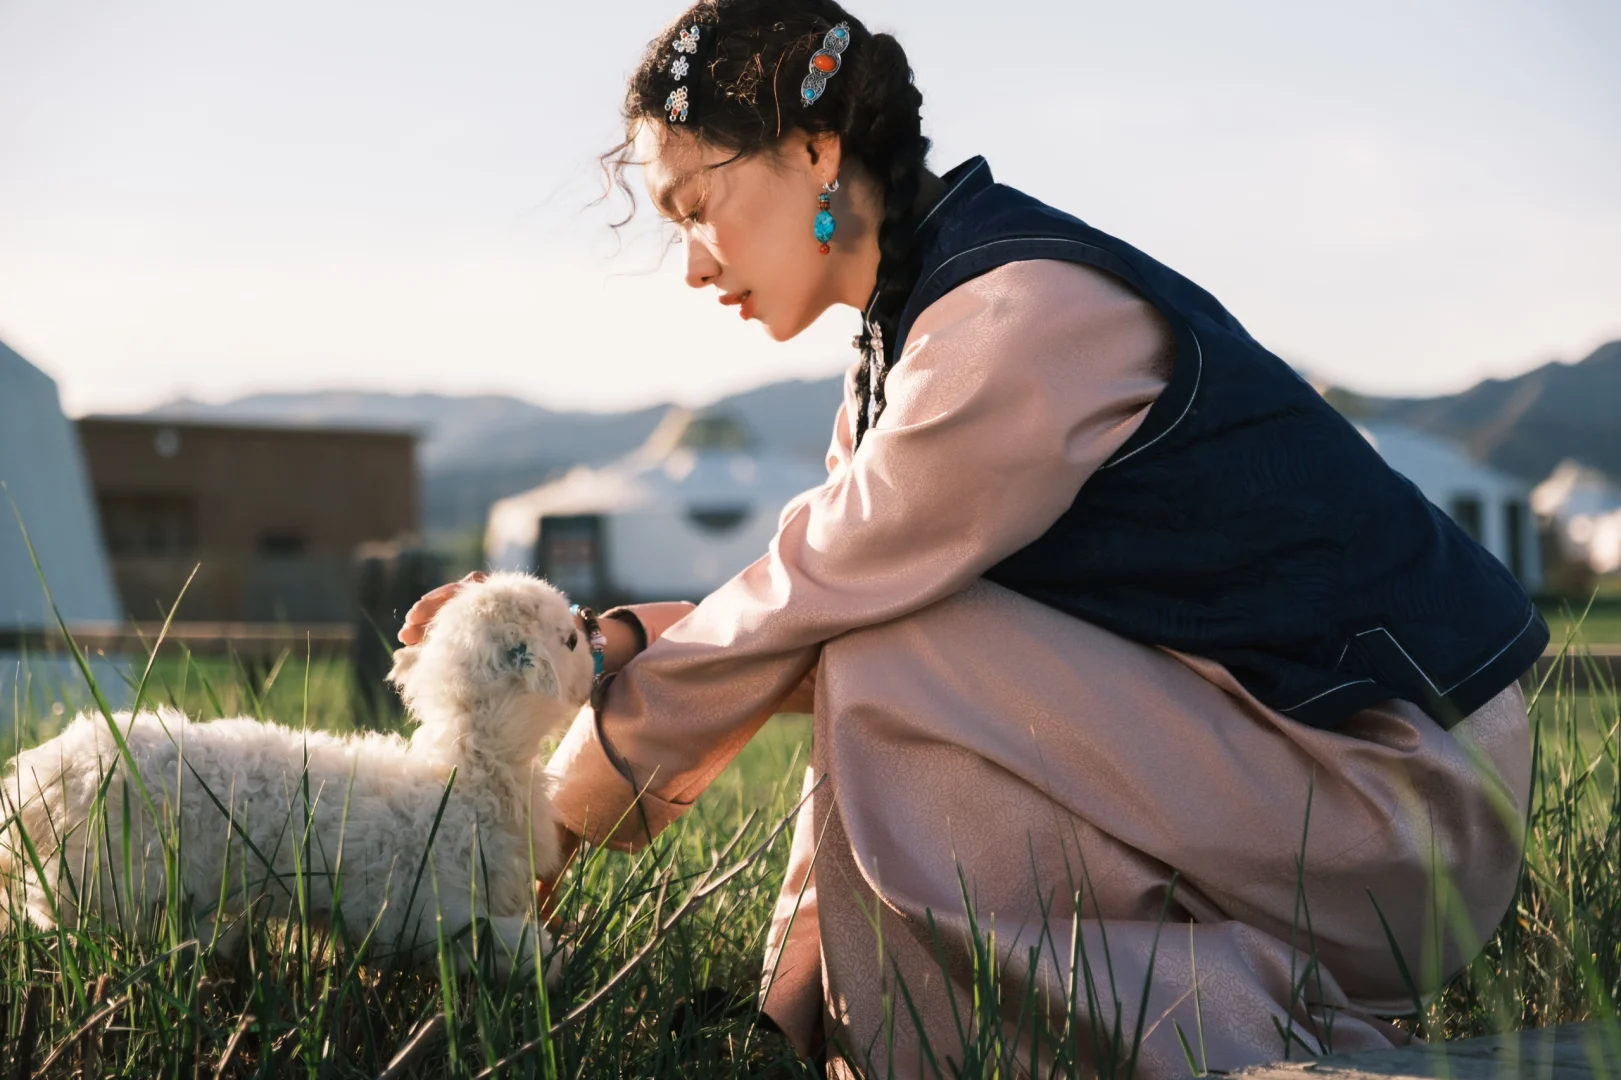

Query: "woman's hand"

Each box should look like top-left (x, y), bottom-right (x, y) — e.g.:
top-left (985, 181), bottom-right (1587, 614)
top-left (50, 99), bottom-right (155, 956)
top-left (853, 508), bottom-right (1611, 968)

top-left (536, 823), bottom-right (583, 926)
top-left (397, 571), bottom-right (487, 645)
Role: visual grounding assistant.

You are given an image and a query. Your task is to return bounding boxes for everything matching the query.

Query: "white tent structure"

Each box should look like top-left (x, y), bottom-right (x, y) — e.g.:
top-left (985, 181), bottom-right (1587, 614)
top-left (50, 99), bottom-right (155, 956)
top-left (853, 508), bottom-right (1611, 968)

top-left (486, 409), bottom-right (826, 605)
top-left (1532, 459), bottom-right (1621, 575)
top-left (1356, 421), bottom-right (1542, 591)
top-left (1, 338), bottom-right (125, 723)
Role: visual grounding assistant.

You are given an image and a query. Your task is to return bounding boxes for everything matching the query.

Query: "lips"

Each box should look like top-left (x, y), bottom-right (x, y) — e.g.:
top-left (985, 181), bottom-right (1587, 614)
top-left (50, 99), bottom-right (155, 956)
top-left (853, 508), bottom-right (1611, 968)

top-left (720, 290), bottom-right (753, 319)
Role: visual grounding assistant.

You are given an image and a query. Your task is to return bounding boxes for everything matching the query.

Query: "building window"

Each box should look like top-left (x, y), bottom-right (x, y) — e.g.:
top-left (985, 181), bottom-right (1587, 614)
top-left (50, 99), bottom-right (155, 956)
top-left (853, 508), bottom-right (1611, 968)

top-left (686, 506), bottom-right (751, 534)
top-left (99, 494), bottom-right (197, 556)
top-left (537, 515), bottom-right (605, 605)
top-left (1503, 500), bottom-right (1527, 582)
top-left (257, 531), bottom-right (308, 558)
top-left (1449, 494), bottom-right (1484, 543)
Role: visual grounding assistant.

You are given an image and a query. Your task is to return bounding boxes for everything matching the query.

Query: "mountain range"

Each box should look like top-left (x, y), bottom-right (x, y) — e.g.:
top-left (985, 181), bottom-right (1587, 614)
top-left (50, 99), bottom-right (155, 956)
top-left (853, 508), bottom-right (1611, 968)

top-left (1320, 340), bottom-right (1621, 487)
top-left (144, 339), bottom-right (1620, 530)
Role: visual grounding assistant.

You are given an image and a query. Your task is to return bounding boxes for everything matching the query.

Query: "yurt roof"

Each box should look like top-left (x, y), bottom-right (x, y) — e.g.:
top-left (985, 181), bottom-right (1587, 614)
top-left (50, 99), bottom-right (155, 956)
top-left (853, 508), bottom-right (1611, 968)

top-left (487, 407), bottom-right (825, 539)
top-left (1533, 459), bottom-right (1621, 519)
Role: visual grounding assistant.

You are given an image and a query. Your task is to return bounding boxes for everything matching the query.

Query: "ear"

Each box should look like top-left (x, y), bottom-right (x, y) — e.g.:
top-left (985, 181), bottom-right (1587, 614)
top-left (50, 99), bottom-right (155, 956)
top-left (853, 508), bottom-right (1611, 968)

top-left (804, 130), bottom-right (842, 183)
top-left (506, 642), bottom-right (560, 699)
top-left (387, 644), bottom-right (421, 691)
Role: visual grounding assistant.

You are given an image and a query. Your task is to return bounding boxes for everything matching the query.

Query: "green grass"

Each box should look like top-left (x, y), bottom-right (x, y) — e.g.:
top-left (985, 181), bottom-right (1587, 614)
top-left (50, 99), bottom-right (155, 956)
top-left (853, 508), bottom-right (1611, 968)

top-left (1541, 596), bottom-right (1621, 648)
top-left (2, 637), bottom-right (1618, 1078)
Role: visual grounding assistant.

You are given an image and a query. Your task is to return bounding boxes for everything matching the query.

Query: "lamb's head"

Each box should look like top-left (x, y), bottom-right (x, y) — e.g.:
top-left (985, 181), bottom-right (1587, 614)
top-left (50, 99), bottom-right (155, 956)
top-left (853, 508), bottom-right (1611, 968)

top-left (388, 572), bottom-right (593, 764)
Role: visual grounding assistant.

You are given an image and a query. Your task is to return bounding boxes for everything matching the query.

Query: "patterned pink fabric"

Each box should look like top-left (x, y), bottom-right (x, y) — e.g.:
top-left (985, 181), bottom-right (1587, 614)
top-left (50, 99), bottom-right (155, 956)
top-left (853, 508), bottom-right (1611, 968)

top-left (544, 260), bottom-right (1531, 1077)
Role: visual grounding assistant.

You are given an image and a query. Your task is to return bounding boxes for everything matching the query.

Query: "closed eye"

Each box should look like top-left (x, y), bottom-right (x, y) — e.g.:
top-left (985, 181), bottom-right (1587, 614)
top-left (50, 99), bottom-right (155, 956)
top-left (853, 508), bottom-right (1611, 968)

top-left (565, 629), bottom-right (579, 650)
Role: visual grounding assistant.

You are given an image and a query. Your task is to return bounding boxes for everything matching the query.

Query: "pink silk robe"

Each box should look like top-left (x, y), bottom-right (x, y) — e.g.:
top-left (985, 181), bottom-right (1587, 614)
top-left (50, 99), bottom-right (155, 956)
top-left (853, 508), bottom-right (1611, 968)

top-left (545, 260), bottom-right (1532, 1079)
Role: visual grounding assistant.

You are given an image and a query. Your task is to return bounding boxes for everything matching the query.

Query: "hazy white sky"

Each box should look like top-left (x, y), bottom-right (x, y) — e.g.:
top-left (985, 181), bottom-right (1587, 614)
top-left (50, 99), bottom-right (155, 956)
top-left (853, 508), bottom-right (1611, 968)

top-left (1, 0), bottom-right (1617, 417)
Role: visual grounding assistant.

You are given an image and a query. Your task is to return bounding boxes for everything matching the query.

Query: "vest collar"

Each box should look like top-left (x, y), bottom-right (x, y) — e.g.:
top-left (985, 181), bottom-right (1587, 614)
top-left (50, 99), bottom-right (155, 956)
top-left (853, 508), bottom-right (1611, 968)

top-left (913, 155), bottom-right (993, 250)
top-left (862, 156), bottom-right (994, 326)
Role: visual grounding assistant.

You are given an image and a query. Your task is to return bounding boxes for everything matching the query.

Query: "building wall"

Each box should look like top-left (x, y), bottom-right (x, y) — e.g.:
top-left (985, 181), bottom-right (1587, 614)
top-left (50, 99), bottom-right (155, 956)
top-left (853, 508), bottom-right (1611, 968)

top-left (76, 418), bottom-right (417, 623)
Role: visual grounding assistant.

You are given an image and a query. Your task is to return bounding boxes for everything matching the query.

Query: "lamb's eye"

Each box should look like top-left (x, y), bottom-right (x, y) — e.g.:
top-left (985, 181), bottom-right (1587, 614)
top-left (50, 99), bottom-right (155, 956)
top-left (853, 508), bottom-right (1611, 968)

top-left (565, 629), bottom-right (579, 650)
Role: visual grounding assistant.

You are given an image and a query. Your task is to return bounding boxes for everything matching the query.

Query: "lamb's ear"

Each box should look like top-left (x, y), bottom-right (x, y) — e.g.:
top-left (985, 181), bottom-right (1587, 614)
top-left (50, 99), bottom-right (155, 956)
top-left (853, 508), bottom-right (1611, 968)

top-left (387, 644), bottom-right (422, 691)
top-left (506, 642), bottom-right (560, 699)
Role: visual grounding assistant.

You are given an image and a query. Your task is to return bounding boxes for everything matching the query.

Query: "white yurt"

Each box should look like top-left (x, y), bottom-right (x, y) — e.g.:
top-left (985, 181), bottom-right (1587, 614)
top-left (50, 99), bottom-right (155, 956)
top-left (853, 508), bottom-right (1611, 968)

top-left (1356, 421), bottom-right (1542, 591)
top-left (0, 338), bottom-right (126, 725)
top-left (1532, 459), bottom-right (1621, 575)
top-left (486, 408), bottom-right (826, 605)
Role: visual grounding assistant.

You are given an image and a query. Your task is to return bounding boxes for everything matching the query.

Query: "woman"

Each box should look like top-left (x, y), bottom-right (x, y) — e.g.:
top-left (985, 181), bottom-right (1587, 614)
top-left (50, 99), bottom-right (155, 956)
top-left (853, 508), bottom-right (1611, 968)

top-left (401, 2), bottom-right (1541, 1075)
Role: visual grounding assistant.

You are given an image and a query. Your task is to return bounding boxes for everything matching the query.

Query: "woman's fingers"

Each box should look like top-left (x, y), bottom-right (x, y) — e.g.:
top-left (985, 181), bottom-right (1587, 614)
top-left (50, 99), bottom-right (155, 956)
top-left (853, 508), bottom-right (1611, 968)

top-left (396, 571), bottom-right (491, 644)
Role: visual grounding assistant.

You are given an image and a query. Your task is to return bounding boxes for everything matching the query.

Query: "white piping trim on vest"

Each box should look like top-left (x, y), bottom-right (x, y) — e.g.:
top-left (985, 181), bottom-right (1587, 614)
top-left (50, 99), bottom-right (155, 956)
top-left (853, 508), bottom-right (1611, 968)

top-left (1356, 626), bottom-right (1441, 695)
top-left (1281, 609), bottom-right (1536, 715)
top-left (907, 236), bottom-right (1204, 471)
top-left (915, 158), bottom-right (987, 234)
top-left (1278, 677), bottom-right (1376, 714)
top-left (1438, 606), bottom-right (1538, 696)
top-left (1101, 324), bottom-right (1201, 468)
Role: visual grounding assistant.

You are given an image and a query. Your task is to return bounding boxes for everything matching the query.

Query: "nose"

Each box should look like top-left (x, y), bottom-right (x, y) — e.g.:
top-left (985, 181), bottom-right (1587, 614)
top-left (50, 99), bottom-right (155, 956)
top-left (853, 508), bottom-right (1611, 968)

top-left (683, 232), bottom-right (720, 289)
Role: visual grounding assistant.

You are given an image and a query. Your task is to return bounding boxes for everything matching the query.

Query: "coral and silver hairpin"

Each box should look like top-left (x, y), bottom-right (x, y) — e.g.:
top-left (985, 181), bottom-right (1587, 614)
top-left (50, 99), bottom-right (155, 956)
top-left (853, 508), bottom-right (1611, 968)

top-left (800, 22), bottom-right (851, 106)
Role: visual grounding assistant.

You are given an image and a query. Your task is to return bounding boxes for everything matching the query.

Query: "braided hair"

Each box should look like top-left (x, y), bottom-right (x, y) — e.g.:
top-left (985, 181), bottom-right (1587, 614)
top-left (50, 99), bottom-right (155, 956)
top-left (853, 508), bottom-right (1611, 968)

top-left (601, 0), bottom-right (931, 449)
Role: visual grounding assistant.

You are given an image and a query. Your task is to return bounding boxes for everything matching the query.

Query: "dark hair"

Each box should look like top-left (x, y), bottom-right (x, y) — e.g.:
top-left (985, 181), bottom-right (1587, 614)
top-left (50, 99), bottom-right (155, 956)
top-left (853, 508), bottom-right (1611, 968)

top-left (600, 0), bottom-right (930, 448)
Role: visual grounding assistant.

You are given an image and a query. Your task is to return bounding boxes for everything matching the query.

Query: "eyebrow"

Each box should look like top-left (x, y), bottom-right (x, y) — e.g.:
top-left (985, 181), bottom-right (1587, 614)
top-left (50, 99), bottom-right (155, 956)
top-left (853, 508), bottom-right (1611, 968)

top-left (650, 148), bottom-right (741, 219)
top-left (653, 175), bottom-right (691, 219)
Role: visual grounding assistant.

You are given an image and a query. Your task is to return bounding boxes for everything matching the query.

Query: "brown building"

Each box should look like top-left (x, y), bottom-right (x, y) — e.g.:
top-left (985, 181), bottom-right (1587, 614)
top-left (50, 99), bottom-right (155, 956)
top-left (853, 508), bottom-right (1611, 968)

top-left (76, 417), bottom-right (418, 624)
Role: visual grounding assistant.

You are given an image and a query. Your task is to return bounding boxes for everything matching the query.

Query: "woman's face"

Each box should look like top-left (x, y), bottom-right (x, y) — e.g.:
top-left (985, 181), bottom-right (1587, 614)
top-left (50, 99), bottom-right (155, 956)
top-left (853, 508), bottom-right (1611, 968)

top-left (636, 122), bottom-right (844, 342)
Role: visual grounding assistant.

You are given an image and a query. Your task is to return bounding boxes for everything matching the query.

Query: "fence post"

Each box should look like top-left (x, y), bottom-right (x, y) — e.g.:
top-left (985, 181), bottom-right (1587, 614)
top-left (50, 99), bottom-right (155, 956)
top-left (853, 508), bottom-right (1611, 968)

top-left (351, 541), bottom-right (443, 727)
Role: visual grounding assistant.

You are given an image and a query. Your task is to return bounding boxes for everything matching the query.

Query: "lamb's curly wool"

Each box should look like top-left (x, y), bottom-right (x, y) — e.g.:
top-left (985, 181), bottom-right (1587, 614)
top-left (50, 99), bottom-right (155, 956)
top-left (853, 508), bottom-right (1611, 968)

top-left (0, 572), bottom-right (591, 978)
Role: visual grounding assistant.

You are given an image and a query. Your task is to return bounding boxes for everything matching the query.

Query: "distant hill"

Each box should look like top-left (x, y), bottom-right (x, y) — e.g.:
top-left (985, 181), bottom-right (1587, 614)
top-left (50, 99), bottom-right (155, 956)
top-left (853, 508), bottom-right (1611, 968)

top-left (141, 336), bottom-right (1620, 533)
top-left (146, 375), bottom-right (847, 529)
top-left (1321, 340), bottom-right (1621, 485)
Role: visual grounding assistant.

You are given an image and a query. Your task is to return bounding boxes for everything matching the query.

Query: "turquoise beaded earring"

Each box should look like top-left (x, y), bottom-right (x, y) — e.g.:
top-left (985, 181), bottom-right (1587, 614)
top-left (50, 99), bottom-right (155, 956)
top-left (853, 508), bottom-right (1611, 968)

top-left (815, 179), bottom-right (839, 254)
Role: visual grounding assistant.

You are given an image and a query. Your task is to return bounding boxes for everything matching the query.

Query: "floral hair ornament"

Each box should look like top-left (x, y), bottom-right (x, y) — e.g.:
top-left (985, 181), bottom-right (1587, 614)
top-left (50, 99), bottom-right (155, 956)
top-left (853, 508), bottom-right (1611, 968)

top-left (665, 24), bottom-right (701, 122)
top-left (670, 24), bottom-right (699, 80)
top-left (665, 85), bottom-right (690, 122)
top-left (800, 22), bottom-right (851, 106)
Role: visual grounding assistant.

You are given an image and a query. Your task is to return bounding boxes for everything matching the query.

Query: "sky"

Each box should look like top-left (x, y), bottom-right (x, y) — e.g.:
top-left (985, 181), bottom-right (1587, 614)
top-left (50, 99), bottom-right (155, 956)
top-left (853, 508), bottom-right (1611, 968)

top-left (0, 0), bottom-right (1617, 418)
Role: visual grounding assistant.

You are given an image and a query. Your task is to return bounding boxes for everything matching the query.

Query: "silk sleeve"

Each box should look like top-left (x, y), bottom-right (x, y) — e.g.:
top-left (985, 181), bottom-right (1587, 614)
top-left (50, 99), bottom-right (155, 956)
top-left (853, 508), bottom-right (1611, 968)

top-left (546, 259), bottom-right (1175, 849)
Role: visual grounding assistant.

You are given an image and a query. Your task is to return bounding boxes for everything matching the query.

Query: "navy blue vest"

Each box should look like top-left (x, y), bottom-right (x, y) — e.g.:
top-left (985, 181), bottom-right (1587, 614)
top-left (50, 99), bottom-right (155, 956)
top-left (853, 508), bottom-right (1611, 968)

top-left (883, 157), bottom-right (1546, 730)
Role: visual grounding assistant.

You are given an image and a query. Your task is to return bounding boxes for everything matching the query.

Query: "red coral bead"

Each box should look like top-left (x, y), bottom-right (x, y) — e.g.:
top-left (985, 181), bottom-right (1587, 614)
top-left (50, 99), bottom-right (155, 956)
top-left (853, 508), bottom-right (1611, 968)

top-left (813, 52), bottom-right (838, 73)
top-left (819, 243), bottom-right (830, 254)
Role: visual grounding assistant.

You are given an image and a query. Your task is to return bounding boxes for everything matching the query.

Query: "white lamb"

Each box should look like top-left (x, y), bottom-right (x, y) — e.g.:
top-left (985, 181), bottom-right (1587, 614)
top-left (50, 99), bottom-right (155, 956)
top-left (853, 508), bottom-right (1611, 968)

top-left (0, 572), bottom-right (591, 979)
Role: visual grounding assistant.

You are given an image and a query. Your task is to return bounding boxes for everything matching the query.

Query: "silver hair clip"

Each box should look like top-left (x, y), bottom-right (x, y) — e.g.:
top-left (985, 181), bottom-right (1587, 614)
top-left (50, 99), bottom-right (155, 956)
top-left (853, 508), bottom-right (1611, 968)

top-left (670, 24), bottom-right (699, 81)
top-left (665, 85), bottom-right (690, 122)
top-left (800, 22), bottom-right (851, 106)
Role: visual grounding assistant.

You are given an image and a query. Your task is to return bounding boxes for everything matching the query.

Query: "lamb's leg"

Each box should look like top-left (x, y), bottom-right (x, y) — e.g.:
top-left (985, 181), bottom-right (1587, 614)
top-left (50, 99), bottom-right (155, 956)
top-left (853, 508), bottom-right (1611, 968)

top-left (480, 913), bottom-right (561, 986)
top-left (200, 910), bottom-right (249, 962)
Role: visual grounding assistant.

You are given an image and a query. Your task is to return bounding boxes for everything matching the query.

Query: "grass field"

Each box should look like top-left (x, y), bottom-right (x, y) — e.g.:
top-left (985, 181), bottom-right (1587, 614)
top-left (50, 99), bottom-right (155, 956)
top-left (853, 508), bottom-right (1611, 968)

top-left (1541, 591), bottom-right (1621, 648)
top-left (2, 637), bottom-right (1618, 1078)
top-left (1544, 611), bottom-right (1621, 649)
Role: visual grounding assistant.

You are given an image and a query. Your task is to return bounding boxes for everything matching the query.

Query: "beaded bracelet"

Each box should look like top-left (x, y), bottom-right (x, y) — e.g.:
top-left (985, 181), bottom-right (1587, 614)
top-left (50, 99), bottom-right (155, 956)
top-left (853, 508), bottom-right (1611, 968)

top-left (569, 604), bottom-right (608, 681)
